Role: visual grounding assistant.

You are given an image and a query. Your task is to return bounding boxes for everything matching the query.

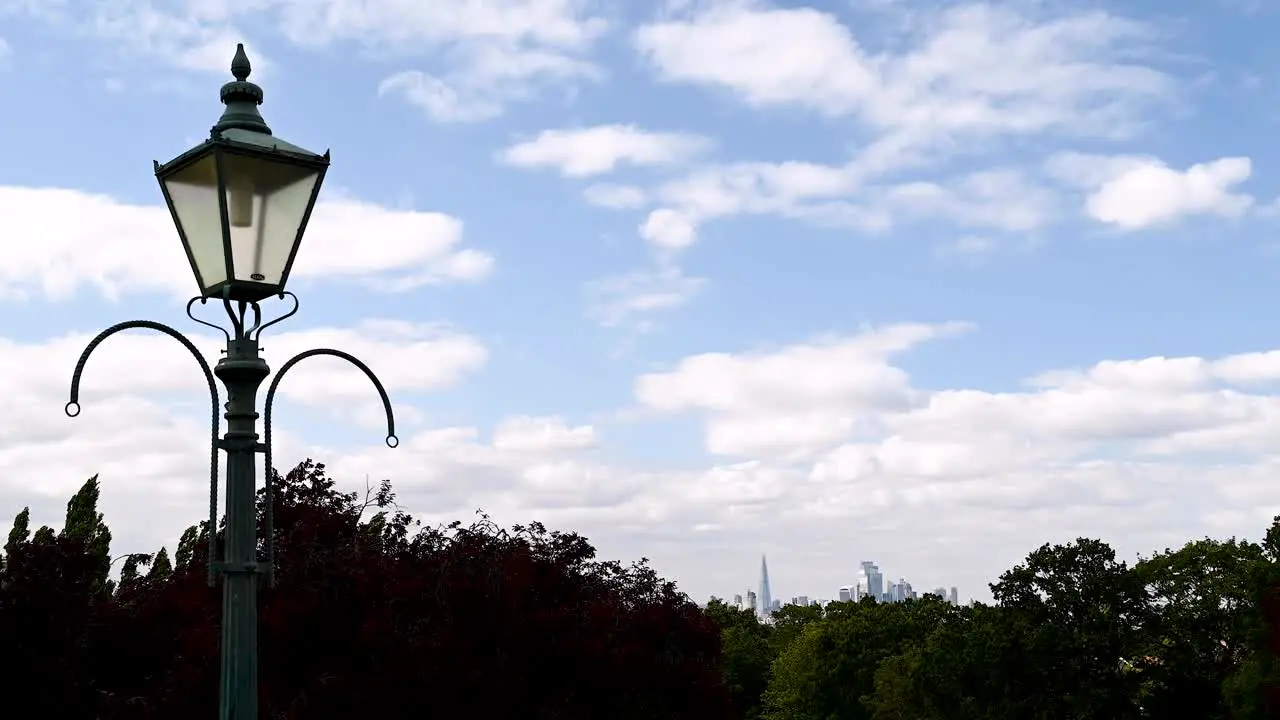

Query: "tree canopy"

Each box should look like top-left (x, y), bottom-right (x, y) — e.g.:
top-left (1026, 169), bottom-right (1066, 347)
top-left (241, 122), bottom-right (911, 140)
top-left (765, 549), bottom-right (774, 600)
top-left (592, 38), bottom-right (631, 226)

top-left (0, 460), bottom-right (733, 719)
top-left (7, 461), bottom-right (1280, 718)
top-left (713, 534), bottom-right (1280, 720)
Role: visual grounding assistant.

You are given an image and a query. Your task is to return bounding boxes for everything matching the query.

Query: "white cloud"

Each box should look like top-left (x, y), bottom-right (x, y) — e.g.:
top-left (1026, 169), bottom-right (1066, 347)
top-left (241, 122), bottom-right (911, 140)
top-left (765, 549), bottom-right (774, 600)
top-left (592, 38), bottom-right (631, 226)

top-left (628, 327), bottom-right (1280, 485)
top-left (1047, 154), bottom-right (1254, 229)
top-left (2, 0), bottom-right (269, 74)
top-left (308, 1), bottom-right (608, 121)
top-left (635, 3), bottom-right (1171, 141)
top-left (12, 316), bottom-right (1280, 608)
top-left (639, 208), bottom-right (699, 250)
top-left (605, 1), bottom-right (1177, 261)
top-left (584, 263), bottom-right (706, 329)
top-left (378, 71), bottom-right (503, 124)
top-left (253, 320), bottom-right (488, 408)
top-left (657, 161), bottom-right (860, 218)
top-left (500, 125), bottom-right (710, 177)
top-left (492, 415), bottom-right (597, 452)
top-left (624, 161), bottom-right (1048, 254)
top-left (0, 186), bottom-right (491, 301)
top-left (628, 159), bottom-right (870, 251)
top-left (520, 3), bottom-right (1180, 270)
top-left (379, 43), bottom-right (600, 123)
top-left (636, 4), bottom-right (876, 116)
top-left (583, 183), bottom-right (649, 209)
top-left (9, 0), bottom-right (608, 119)
top-left (637, 331), bottom-right (1280, 484)
top-left (265, 0), bottom-right (606, 50)
top-left (634, 323), bottom-right (972, 458)
top-left (885, 169), bottom-right (1057, 232)
top-left (607, 330), bottom-right (1280, 602)
top-left (935, 235), bottom-right (997, 259)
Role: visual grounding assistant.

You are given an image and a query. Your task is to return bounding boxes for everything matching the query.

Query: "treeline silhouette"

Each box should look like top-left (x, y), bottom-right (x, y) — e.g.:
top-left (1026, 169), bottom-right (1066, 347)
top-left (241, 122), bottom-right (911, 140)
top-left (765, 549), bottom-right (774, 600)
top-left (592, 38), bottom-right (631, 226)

top-left (5, 459), bottom-right (1280, 718)
top-left (0, 460), bottom-right (732, 718)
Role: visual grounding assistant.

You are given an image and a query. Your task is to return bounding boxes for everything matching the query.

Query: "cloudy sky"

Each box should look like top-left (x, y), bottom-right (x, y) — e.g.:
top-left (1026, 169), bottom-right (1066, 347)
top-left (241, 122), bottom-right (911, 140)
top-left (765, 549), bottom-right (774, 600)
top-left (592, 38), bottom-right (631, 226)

top-left (1, 0), bottom-right (1279, 605)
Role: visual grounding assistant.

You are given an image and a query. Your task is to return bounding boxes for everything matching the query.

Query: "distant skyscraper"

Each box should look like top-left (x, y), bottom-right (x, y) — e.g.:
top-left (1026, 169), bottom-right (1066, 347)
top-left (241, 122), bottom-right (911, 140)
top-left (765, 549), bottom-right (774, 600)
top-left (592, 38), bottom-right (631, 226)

top-left (733, 593), bottom-right (743, 609)
top-left (948, 587), bottom-right (958, 605)
top-left (747, 590), bottom-right (758, 613)
top-left (759, 555), bottom-right (773, 618)
top-left (838, 586), bottom-right (852, 602)
top-left (858, 561), bottom-right (883, 600)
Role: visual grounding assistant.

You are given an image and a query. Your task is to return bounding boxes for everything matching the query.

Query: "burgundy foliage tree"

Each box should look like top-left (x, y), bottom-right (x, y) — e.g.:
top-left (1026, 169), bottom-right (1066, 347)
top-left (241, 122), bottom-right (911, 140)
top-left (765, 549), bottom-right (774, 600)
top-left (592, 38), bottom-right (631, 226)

top-left (0, 461), bottom-right (734, 719)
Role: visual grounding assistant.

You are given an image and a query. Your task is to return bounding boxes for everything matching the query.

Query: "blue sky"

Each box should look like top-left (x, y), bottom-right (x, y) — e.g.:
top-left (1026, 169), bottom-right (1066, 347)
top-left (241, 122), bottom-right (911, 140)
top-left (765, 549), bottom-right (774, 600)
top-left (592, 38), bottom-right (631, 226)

top-left (2, 0), bottom-right (1280, 605)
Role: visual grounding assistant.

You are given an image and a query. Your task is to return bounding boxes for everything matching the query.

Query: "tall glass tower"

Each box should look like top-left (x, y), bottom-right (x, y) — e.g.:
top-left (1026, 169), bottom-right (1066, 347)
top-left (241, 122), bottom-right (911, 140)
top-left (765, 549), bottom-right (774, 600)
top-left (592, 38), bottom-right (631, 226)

top-left (858, 561), bottom-right (883, 600)
top-left (759, 555), bottom-right (773, 618)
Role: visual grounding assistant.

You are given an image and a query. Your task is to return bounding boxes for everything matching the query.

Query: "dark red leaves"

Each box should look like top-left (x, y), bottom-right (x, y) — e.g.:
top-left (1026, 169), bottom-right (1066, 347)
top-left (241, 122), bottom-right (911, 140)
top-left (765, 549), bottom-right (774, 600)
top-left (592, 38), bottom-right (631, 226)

top-left (0, 460), bottom-right (732, 719)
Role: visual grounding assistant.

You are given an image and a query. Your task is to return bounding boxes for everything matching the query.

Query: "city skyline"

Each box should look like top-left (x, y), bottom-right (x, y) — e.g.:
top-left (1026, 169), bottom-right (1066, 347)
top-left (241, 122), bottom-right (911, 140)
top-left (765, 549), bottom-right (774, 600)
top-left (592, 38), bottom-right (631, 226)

top-left (730, 554), bottom-right (963, 614)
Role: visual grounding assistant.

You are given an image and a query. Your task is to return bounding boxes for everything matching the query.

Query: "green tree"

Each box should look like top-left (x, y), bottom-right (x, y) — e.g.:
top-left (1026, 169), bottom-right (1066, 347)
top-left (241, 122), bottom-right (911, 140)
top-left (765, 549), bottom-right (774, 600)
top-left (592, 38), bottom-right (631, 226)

top-left (1221, 516), bottom-right (1280, 719)
top-left (174, 525), bottom-right (200, 570)
top-left (1134, 536), bottom-right (1267, 718)
top-left (147, 547), bottom-right (173, 580)
top-left (769, 602), bottom-right (825, 657)
top-left (706, 598), bottom-right (775, 719)
top-left (869, 603), bottom-right (1038, 720)
top-left (763, 597), bottom-right (955, 720)
top-left (990, 538), bottom-right (1148, 720)
top-left (3, 507), bottom-right (31, 575)
top-left (5, 506), bottom-right (30, 555)
top-left (60, 475), bottom-right (113, 592)
top-left (119, 553), bottom-right (153, 588)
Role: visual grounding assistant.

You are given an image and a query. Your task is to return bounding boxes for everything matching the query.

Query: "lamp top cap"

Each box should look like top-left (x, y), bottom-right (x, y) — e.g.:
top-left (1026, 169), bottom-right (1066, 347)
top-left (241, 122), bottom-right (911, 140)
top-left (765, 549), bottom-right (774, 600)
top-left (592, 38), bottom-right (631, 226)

top-left (231, 43), bottom-right (251, 81)
top-left (213, 43), bottom-right (270, 135)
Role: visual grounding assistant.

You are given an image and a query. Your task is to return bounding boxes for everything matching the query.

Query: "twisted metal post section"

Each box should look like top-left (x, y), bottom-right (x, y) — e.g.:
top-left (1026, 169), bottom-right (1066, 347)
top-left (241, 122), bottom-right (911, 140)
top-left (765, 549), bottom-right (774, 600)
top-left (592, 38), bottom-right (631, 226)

top-left (65, 319), bottom-right (223, 586)
top-left (261, 348), bottom-right (398, 586)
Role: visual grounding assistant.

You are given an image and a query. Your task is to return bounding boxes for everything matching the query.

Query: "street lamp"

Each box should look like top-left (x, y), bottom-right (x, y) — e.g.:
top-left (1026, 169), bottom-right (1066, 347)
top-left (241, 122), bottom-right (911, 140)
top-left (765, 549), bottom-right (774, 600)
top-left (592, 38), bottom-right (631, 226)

top-left (64, 44), bottom-right (399, 720)
top-left (157, 43), bottom-right (328, 303)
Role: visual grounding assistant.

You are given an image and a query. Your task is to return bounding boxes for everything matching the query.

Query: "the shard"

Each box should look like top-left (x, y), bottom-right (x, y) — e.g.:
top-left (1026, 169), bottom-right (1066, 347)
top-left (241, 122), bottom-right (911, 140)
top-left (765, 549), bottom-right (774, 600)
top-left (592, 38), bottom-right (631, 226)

top-left (759, 554), bottom-right (773, 618)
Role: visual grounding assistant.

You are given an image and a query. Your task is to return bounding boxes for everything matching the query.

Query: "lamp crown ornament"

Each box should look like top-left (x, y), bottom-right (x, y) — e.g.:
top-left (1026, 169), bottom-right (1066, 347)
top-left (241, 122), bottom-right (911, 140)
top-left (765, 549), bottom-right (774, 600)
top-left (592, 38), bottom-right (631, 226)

top-left (215, 43), bottom-right (271, 136)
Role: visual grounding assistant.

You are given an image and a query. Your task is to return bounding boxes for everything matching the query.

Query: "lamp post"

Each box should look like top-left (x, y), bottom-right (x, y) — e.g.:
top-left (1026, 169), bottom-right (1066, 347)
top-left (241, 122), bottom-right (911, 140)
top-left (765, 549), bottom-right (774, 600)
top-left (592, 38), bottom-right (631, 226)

top-left (64, 44), bottom-right (399, 720)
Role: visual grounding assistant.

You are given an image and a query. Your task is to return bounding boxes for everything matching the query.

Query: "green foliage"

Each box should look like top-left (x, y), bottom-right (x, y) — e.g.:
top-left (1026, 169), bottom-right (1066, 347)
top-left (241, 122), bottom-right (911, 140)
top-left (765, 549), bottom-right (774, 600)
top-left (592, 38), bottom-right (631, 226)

top-left (707, 530), bottom-right (1280, 720)
top-left (1222, 653), bottom-right (1280, 720)
top-left (868, 602), bottom-right (1033, 720)
top-left (707, 598), bottom-right (776, 719)
top-left (148, 547), bottom-right (173, 579)
top-left (763, 597), bottom-right (956, 720)
top-left (769, 602), bottom-right (824, 656)
top-left (1133, 537), bottom-right (1269, 719)
top-left (60, 475), bottom-right (113, 593)
top-left (119, 553), bottom-right (152, 587)
top-left (5, 507), bottom-right (29, 555)
top-left (988, 538), bottom-right (1149, 719)
top-left (9, 467), bottom-right (1280, 719)
top-left (174, 525), bottom-right (200, 569)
